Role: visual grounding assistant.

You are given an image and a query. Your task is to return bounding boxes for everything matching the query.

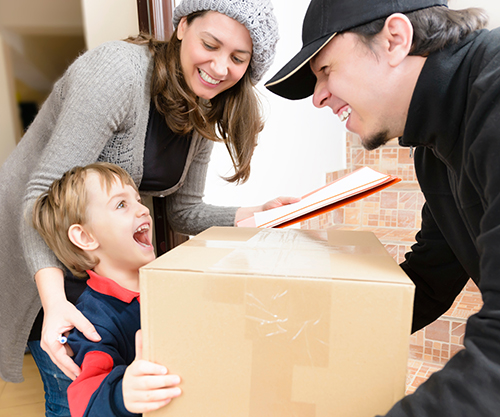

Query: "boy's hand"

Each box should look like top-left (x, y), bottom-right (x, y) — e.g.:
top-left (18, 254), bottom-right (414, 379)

top-left (123, 330), bottom-right (182, 414)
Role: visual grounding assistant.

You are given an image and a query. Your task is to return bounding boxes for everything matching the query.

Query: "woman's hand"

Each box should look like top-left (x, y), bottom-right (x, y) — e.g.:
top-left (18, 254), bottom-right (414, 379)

top-left (235, 196), bottom-right (301, 225)
top-left (41, 300), bottom-right (101, 380)
top-left (261, 196), bottom-right (301, 211)
top-left (35, 267), bottom-right (101, 380)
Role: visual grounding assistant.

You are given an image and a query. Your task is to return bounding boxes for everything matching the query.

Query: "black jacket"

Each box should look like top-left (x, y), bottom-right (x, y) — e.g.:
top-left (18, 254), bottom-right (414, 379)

top-left (384, 28), bottom-right (500, 416)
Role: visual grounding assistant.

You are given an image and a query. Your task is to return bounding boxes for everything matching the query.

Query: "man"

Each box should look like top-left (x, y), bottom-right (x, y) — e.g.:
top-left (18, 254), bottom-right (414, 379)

top-left (266, 0), bottom-right (500, 415)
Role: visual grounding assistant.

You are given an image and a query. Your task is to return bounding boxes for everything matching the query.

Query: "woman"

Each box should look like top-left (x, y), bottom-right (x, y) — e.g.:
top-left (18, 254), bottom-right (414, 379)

top-left (0, 0), bottom-right (285, 414)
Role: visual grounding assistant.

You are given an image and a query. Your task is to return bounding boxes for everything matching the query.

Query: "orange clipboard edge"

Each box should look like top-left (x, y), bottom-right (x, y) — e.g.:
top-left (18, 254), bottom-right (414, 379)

top-left (275, 176), bottom-right (401, 229)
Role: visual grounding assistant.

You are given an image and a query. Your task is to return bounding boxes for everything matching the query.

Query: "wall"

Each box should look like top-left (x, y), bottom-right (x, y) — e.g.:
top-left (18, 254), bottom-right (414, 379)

top-left (0, 35), bottom-right (19, 166)
top-left (450, 0), bottom-right (500, 28)
top-left (0, 0), bottom-right (83, 34)
top-left (81, 0), bottom-right (139, 50)
top-left (0, 0), bottom-right (141, 166)
top-left (203, 0), bottom-right (346, 209)
top-left (0, 0), bottom-right (85, 165)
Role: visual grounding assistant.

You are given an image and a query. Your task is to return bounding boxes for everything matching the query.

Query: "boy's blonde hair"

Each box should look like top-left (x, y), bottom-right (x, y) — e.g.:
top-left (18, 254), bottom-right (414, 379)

top-left (32, 162), bottom-right (138, 277)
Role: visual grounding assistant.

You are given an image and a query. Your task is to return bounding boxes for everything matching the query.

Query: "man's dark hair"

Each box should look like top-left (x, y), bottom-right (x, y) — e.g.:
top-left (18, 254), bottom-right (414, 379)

top-left (348, 6), bottom-right (489, 57)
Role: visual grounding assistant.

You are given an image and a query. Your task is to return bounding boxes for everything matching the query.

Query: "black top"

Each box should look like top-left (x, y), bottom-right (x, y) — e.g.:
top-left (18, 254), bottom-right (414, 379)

top-left (381, 28), bottom-right (500, 416)
top-left (140, 101), bottom-right (192, 192)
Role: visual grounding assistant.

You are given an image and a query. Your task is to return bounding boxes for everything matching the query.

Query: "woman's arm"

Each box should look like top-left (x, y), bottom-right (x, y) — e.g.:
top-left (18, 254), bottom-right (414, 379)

top-left (166, 138), bottom-right (239, 235)
top-left (35, 268), bottom-right (101, 380)
top-left (166, 138), bottom-right (300, 234)
top-left (22, 42), bottom-right (144, 372)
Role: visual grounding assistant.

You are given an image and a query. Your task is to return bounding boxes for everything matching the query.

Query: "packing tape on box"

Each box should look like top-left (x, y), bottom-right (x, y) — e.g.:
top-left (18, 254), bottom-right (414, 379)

top-left (200, 266), bottom-right (330, 416)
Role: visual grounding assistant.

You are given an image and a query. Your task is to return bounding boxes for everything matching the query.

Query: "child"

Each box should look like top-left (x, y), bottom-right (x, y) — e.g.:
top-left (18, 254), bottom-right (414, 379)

top-left (32, 162), bottom-right (181, 416)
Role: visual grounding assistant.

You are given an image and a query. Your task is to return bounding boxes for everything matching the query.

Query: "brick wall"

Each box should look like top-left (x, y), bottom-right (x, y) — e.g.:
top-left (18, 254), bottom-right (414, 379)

top-left (299, 132), bottom-right (482, 394)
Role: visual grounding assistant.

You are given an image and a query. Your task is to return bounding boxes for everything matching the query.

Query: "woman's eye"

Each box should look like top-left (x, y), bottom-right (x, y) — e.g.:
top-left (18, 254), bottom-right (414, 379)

top-left (232, 56), bottom-right (244, 64)
top-left (203, 42), bottom-right (216, 50)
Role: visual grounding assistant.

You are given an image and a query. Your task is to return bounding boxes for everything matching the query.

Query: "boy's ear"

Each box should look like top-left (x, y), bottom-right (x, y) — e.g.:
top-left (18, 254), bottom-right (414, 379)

top-left (68, 224), bottom-right (99, 252)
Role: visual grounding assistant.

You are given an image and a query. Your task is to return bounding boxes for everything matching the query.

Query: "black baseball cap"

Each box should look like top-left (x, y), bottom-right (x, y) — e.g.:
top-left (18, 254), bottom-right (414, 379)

top-left (265, 0), bottom-right (448, 100)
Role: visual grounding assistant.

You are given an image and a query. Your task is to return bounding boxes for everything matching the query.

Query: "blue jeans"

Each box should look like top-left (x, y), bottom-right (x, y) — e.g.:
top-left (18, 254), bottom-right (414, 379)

top-left (27, 341), bottom-right (71, 417)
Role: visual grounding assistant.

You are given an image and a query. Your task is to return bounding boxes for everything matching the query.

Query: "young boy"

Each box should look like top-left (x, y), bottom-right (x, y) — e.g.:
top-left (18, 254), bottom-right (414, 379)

top-left (32, 162), bottom-right (181, 416)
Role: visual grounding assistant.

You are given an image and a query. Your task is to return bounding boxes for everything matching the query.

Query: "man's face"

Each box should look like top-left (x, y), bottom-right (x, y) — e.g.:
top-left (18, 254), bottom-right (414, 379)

top-left (310, 32), bottom-right (407, 150)
top-left (83, 173), bottom-right (155, 276)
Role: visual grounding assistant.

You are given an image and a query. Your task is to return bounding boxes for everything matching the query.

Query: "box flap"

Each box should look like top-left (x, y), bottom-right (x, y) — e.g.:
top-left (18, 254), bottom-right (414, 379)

top-left (141, 227), bottom-right (412, 286)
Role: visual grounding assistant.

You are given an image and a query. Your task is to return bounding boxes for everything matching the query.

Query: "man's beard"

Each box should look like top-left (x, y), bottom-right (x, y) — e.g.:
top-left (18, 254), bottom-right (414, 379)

top-left (362, 130), bottom-right (392, 151)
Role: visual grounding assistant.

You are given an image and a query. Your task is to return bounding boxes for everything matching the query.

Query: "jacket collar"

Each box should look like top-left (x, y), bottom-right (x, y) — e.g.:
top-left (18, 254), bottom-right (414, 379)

top-left (399, 30), bottom-right (485, 154)
top-left (86, 270), bottom-right (140, 303)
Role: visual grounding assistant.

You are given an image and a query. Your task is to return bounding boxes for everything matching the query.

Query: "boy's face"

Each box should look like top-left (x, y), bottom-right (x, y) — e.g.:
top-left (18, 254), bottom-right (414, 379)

top-left (83, 173), bottom-right (155, 275)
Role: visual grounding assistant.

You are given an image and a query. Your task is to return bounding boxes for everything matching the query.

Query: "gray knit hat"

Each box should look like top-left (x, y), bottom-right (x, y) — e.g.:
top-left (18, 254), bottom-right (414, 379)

top-left (173, 0), bottom-right (279, 83)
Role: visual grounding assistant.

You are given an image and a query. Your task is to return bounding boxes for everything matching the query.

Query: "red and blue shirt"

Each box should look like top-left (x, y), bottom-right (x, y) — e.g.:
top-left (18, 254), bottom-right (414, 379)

top-left (67, 270), bottom-right (141, 417)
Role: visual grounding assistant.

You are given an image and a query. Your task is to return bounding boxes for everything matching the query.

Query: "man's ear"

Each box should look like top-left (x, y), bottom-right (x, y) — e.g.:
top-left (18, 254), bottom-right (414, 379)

top-left (380, 13), bottom-right (413, 67)
top-left (68, 224), bottom-right (99, 252)
top-left (177, 16), bottom-right (188, 41)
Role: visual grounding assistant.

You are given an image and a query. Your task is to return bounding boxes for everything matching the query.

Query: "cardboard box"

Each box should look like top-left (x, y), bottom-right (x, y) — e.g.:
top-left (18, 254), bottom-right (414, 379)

top-left (140, 227), bottom-right (415, 417)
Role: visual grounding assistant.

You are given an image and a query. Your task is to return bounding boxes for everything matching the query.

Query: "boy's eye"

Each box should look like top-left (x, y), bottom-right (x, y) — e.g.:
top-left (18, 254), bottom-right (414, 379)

top-left (117, 201), bottom-right (126, 209)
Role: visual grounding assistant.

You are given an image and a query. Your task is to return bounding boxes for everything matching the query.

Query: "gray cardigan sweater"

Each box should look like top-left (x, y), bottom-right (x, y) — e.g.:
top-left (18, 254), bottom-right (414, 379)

top-left (0, 40), bottom-right (238, 382)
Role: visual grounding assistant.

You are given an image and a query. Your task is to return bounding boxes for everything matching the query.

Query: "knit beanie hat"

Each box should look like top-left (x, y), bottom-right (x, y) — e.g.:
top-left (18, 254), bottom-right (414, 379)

top-left (173, 0), bottom-right (279, 83)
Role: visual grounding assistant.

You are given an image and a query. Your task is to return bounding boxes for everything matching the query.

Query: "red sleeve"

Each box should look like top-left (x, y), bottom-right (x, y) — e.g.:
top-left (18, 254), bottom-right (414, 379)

top-left (67, 351), bottom-right (114, 417)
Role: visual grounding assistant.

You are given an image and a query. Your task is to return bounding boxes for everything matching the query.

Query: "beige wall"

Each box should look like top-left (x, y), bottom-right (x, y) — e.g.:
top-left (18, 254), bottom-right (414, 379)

top-left (81, 0), bottom-right (139, 50)
top-left (449, 0), bottom-right (500, 28)
top-left (0, 0), bottom-right (139, 165)
top-left (0, 34), bottom-right (21, 166)
top-left (0, 0), bottom-right (83, 35)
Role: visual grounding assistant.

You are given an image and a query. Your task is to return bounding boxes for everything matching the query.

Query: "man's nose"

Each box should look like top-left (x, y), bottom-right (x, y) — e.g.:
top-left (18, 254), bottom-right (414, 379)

top-left (312, 78), bottom-right (332, 109)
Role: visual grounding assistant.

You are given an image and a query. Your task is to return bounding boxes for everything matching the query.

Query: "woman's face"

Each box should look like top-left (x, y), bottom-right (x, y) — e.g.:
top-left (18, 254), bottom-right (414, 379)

top-left (177, 11), bottom-right (253, 100)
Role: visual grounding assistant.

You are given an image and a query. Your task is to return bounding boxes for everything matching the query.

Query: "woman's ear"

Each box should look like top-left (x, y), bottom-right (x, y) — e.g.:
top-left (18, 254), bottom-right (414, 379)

top-left (68, 224), bottom-right (99, 252)
top-left (177, 16), bottom-right (188, 41)
top-left (380, 13), bottom-right (413, 67)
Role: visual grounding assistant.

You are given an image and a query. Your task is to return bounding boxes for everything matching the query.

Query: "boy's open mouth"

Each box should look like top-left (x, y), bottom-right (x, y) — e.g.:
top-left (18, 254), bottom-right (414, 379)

top-left (133, 224), bottom-right (152, 248)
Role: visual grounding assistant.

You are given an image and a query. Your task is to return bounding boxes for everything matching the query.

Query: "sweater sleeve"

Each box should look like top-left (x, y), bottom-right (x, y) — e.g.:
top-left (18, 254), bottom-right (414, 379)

top-left (165, 136), bottom-right (239, 236)
top-left (20, 42), bottom-right (139, 278)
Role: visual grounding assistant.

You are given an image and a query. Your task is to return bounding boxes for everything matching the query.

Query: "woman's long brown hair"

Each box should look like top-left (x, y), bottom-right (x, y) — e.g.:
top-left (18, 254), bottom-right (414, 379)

top-left (127, 11), bottom-right (264, 183)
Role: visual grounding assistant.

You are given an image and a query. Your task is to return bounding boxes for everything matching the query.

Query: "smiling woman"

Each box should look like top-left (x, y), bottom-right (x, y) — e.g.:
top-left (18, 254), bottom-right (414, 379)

top-left (176, 11), bottom-right (253, 100)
